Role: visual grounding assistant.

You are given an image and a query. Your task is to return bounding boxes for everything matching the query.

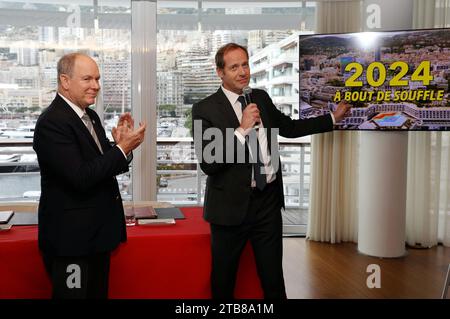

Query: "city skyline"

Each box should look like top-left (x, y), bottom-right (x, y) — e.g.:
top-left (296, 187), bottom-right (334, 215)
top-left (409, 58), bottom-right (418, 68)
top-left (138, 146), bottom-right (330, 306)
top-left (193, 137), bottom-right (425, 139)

top-left (1, 25), bottom-right (301, 138)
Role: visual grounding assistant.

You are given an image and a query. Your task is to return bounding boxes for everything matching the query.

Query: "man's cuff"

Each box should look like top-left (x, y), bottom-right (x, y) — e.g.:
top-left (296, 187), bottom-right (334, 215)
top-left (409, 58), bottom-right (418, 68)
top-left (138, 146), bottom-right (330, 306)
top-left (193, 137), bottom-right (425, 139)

top-left (330, 112), bottom-right (336, 125)
top-left (116, 145), bottom-right (128, 160)
top-left (235, 127), bottom-right (251, 145)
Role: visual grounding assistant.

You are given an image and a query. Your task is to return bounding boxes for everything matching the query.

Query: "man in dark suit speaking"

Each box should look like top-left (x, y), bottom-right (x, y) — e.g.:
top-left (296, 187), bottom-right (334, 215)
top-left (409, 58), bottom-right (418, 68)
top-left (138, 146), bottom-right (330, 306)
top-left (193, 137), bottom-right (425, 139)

top-left (192, 43), bottom-right (350, 299)
top-left (33, 53), bottom-right (146, 299)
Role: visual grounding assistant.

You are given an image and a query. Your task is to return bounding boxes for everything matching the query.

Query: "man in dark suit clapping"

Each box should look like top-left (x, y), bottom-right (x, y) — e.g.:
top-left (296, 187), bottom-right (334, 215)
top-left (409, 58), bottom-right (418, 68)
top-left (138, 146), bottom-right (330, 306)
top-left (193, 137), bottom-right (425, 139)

top-left (33, 53), bottom-right (146, 299)
top-left (192, 43), bottom-right (351, 299)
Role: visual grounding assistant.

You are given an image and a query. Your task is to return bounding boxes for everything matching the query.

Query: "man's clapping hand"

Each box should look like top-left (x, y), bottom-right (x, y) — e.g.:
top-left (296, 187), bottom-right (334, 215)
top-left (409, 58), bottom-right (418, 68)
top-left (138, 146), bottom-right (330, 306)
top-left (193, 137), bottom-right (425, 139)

top-left (112, 112), bottom-right (147, 154)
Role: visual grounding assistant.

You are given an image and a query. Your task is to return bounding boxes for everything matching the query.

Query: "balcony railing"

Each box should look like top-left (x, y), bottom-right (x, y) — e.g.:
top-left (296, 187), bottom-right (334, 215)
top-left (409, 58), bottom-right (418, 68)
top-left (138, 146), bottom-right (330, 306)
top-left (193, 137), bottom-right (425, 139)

top-left (0, 138), bottom-right (311, 210)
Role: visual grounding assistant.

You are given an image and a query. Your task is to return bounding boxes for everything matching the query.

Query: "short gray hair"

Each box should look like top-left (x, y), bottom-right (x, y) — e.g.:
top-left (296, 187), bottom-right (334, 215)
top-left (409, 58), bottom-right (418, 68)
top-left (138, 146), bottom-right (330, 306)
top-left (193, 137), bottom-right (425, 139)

top-left (57, 52), bottom-right (89, 85)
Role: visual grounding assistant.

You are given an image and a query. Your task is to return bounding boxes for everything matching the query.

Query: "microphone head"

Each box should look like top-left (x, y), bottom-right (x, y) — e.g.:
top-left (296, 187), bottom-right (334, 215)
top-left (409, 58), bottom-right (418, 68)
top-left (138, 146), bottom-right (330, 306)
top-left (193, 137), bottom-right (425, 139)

top-left (243, 86), bottom-right (252, 95)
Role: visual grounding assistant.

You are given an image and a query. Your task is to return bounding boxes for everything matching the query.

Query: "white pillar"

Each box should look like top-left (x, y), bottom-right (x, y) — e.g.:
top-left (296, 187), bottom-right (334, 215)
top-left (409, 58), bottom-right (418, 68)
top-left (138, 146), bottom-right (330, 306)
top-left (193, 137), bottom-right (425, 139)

top-left (358, 131), bottom-right (408, 257)
top-left (131, 0), bottom-right (157, 201)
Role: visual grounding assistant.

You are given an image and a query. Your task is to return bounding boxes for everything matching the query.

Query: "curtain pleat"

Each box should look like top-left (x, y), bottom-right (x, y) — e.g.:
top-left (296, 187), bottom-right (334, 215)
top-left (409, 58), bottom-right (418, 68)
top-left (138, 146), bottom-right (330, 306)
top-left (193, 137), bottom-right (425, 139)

top-left (307, 0), bottom-right (361, 243)
top-left (309, 0), bottom-right (450, 248)
top-left (406, 0), bottom-right (450, 247)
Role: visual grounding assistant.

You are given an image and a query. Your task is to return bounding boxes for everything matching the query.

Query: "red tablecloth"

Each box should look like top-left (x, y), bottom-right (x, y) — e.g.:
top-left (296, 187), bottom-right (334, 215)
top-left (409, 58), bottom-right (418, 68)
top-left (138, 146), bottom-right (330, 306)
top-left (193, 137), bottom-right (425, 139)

top-left (0, 207), bottom-right (263, 299)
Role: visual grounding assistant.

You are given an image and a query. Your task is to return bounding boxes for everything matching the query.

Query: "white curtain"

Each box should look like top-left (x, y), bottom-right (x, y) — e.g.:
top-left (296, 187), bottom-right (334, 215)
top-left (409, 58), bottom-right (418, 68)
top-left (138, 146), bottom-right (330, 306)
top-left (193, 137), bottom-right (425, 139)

top-left (306, 0), bottom-right (361, 243)
top-left (307, 131), bottom-right (359, 243)
top-left (407, 0), bottom-right (450, 247)
top-left (315, 0), bottom-right (362, 34)
top-left (413, 0), bottom-right (450, 28)
top-left (307, 0), bottom-right (450, 247)
top-left (406, 132), bottom-right (450, 247)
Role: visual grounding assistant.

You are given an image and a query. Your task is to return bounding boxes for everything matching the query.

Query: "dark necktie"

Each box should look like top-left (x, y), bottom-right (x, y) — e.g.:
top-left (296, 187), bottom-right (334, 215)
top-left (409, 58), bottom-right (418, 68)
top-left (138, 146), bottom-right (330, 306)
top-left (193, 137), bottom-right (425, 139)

top-left (238, 96), bottom-right (267, 191)
top-left (82, 113), bottom-right (103, 154)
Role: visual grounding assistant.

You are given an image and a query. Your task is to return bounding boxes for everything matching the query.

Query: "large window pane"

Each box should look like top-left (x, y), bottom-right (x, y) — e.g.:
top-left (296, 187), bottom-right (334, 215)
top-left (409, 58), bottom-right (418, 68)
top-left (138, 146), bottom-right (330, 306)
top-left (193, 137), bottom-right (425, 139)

top-left (0, 0), bottom-right (132, 201)
top-left (156, 0), bottom-right (315, 234)
top-left (1, 0), bottom-right (319, 235)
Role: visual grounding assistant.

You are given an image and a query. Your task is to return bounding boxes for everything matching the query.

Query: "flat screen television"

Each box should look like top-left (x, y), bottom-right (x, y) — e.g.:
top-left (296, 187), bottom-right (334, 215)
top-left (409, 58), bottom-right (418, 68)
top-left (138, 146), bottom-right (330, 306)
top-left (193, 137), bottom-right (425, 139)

top-left (298, 28), bottom-right (450, 130)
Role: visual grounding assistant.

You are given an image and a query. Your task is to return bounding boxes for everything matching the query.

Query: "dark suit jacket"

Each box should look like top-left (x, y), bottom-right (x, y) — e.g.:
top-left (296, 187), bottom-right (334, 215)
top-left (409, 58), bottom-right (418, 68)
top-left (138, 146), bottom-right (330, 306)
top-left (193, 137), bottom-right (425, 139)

top-left (192, 88), bottom-right (333, 226)
top-left (33, 94), bottom-right (129, 256)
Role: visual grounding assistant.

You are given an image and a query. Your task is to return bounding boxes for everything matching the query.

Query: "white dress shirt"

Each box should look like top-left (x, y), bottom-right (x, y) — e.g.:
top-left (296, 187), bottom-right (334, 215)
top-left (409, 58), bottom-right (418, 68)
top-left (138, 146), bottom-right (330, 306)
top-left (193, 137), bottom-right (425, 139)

top-left (221, 86), bottom-right (276, 185)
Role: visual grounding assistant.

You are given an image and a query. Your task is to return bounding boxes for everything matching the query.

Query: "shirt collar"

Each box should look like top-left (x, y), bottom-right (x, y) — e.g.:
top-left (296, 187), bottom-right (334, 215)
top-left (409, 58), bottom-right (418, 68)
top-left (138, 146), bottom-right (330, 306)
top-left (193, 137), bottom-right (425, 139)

top-left (58, 92), bottom-right (86, 119)
top-left (221, 85), bottom-right (242, 106)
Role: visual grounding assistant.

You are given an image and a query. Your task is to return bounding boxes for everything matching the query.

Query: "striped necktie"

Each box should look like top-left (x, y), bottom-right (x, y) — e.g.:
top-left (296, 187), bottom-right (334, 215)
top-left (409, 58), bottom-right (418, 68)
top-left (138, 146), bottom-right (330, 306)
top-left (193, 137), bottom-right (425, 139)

top-left (82, 113), bottom-right (103, 154)
top-left (238, 96), bottom-right (267, 191)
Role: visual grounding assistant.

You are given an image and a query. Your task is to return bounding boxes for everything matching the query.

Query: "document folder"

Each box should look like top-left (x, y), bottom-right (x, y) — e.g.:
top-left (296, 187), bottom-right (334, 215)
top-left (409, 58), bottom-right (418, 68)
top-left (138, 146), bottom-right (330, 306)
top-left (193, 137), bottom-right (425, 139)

top-left (0, 211), bottom-right (14, 224)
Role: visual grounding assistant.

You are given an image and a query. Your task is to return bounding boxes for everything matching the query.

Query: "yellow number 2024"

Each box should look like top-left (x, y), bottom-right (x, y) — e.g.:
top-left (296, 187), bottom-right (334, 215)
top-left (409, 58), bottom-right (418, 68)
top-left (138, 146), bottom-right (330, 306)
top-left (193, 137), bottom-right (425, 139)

top-left (389, 61), bottom-right (409, 86)
top-left (344, 61), bottom-right (433, 87)
top-left (411, 60), bottom-right (433, 85)
top-left (344, 62), bottom-right (364, 87)
top-left (366, 62), bottom-right (386, 87)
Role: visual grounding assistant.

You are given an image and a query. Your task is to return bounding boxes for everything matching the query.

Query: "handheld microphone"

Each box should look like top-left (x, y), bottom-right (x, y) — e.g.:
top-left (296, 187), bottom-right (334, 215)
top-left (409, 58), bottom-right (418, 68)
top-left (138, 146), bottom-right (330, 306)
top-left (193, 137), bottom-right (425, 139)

top-left (242, 86), bottom-right (259, 129)
top-left (243, 86), bottom-right (252, 105)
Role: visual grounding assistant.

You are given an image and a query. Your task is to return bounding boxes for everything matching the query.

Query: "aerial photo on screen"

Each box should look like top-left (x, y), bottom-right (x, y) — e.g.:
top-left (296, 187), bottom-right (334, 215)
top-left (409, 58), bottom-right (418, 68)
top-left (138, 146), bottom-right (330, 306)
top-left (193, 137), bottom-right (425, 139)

top-left (299, 28), bottom-right (450, 130)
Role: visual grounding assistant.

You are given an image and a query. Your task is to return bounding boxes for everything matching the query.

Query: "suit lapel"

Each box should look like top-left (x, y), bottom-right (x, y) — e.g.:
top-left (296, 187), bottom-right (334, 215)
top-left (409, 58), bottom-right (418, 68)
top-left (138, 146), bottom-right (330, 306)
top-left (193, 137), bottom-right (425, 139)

top-left (77, 113), bottom-right (104, 155)
top-left (55, 95), bottom-right (104, 155)
top-left (86, 108), bottom-right (109, 153)
top-left (253, 90), bottom-right (271, 130)
top-left (251, 90), bottom-right (273, 152)
top-left (213, 88), bottom-right (274, 152)
top-left (214, 88), bottom-right (241, 129)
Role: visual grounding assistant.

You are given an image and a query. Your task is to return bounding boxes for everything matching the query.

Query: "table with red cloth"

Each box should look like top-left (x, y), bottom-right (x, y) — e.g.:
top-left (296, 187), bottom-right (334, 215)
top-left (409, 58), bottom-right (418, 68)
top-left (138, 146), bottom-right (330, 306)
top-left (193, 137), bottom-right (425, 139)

top-left (0, 207), bottom-right (264, 299)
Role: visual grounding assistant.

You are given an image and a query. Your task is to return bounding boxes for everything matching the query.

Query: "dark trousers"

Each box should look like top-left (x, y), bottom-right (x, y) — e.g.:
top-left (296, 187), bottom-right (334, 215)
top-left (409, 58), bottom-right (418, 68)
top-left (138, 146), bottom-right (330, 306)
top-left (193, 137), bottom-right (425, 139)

top-left (210, 179), bottom-right (286, 299)
top-left (42, 252), bottom-right (111, 299)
